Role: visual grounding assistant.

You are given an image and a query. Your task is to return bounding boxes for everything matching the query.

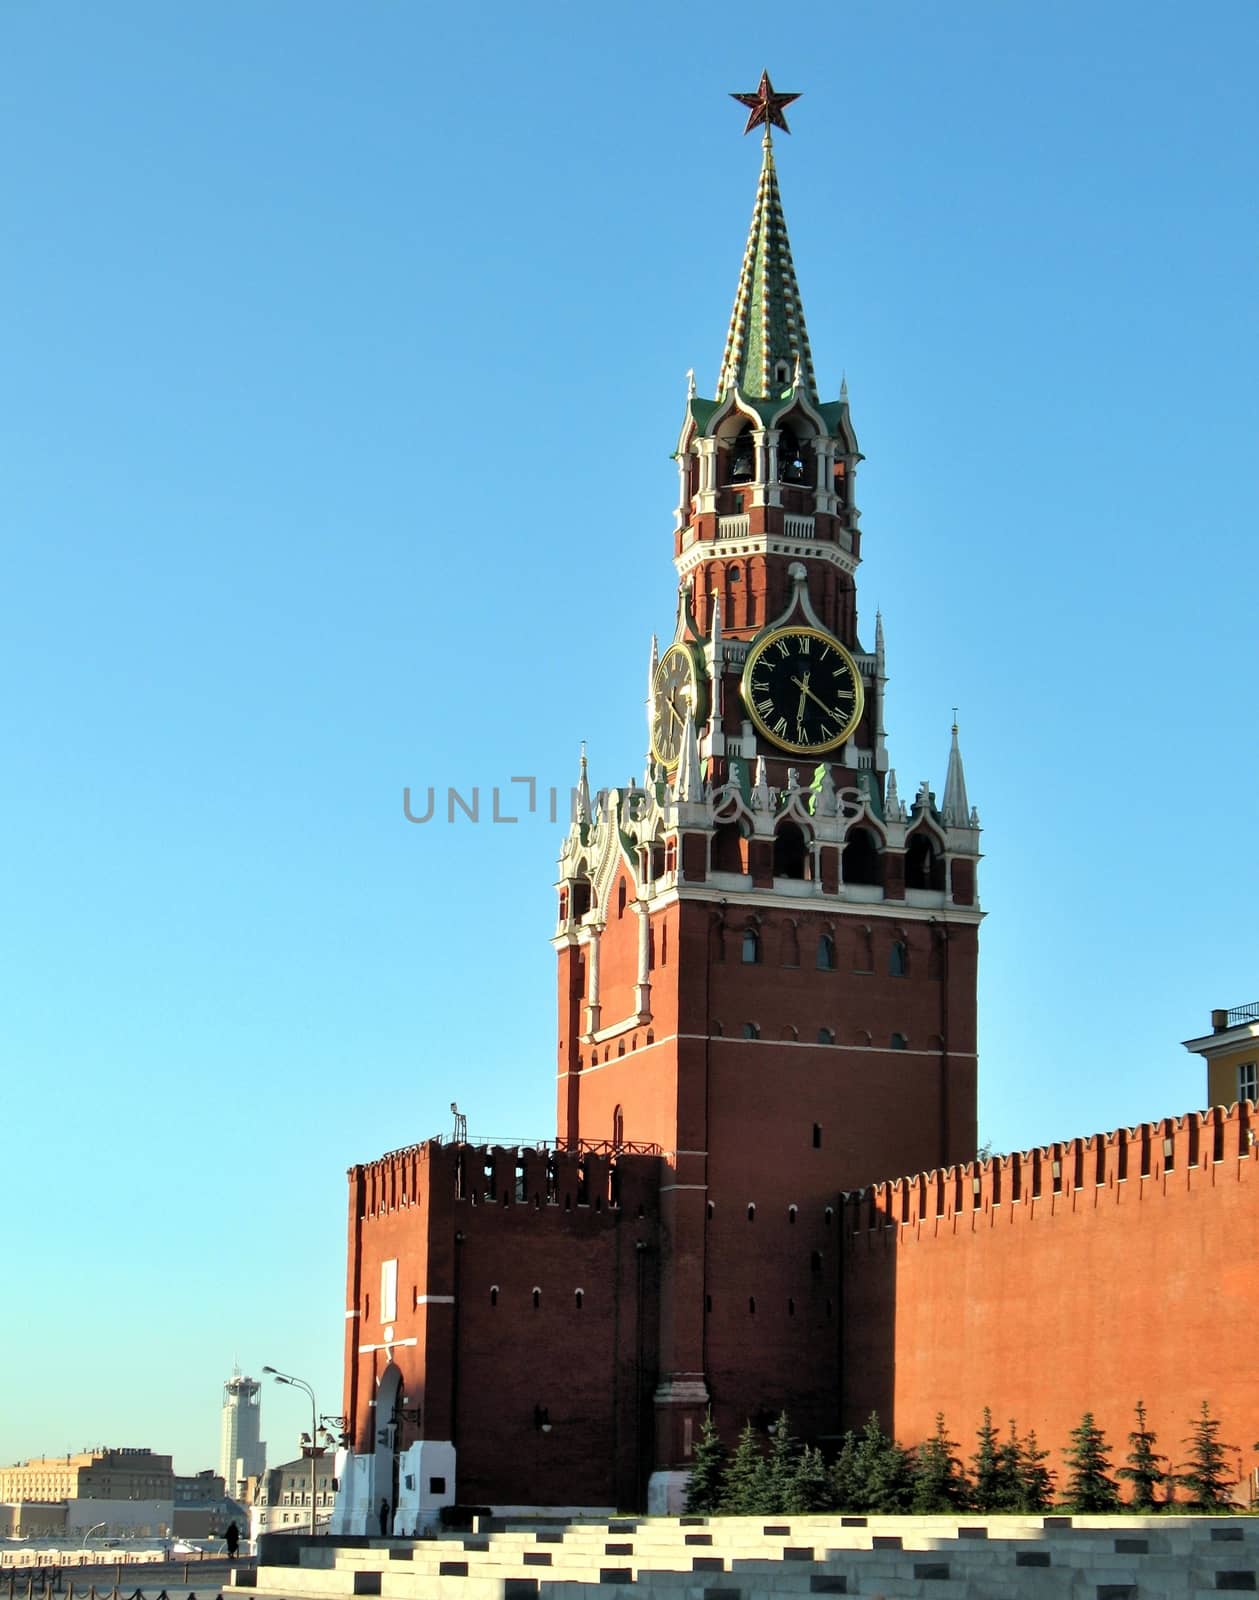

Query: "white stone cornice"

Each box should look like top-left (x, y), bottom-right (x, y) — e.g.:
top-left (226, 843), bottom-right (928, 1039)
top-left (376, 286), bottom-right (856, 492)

top-left (675, 531), bottom-right (857, 583)
top-left (635, 878), bottom-right (983, 926)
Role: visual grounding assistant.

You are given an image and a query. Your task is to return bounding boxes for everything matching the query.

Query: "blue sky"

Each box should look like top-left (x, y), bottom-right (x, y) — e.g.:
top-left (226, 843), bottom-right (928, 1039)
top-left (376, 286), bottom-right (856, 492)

top-left (3, 1), bottom-right (1257, 1474)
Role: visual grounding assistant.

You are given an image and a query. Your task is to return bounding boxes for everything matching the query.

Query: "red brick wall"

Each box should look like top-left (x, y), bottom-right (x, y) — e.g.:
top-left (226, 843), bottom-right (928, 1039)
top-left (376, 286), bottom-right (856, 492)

top-left (841, 1102), bottom-right (1259, 1492)
top-left (344, 1143), bottom-right (661, 1509)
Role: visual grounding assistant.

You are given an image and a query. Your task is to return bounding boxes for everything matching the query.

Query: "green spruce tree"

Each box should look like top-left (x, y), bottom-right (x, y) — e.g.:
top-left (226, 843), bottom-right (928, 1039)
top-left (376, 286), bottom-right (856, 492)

top-left (1178, 1401), bottom-right (1237, 1512)
top-left (1063, 1412), bottom-right (1120, 1512)
top-left (720, 1422), bottom-right (769, 1516)
top-left (911, 1413), bottom-right (970, 1512)
top-left (1118, 1400), bottom-right (1167, 1511)
top-left (765, 1414), bottom-right (802, 1514)
top-left (1016, 1428), bottom-right (1056, 1513)
top-left (685, 1411), bottom-right (726, 1515)
top-left (970, 1408), bottom-right (1003, 1511)
top-left (828, 1414), bottom-right (912, 1513)
top-left (856, 1413), bottom-right (915, 1513)
top-left (787, 1444), bottom-right (833, 1514)
top-left (830, 1429), bottom-right (863, 1511)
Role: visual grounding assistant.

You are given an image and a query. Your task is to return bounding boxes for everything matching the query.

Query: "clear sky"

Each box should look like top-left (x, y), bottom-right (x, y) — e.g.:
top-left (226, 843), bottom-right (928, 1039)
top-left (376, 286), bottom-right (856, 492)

top-left (3, 0), bottom-right (1257, 1475)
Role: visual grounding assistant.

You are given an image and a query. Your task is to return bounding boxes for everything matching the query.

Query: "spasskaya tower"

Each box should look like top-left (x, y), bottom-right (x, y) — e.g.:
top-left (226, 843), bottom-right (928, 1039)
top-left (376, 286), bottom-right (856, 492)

top-left (553, 74), bottom-right (983, 1508)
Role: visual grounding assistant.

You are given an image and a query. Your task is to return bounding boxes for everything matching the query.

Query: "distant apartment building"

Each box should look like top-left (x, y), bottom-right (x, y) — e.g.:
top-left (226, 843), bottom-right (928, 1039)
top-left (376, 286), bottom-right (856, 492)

top-left (173, 1469), bottom-right (246, 1540)
top-left (219, 1373), bottom-right (266, 1500)
top-left (0, 1448), bottom-right (173, 1502)
top-left (249, 1455), bottom-right (335, 1543)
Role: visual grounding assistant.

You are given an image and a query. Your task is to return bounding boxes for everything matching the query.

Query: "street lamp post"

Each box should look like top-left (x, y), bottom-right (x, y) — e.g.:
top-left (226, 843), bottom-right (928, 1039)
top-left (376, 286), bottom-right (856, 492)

top-left (262, 1365), bottom-right (320, 1538)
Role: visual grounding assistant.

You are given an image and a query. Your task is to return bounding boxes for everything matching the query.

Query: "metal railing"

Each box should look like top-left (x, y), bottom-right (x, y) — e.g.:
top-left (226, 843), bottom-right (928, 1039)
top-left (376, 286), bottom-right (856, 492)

top-left (383, 1134), bottom-right (661, 1160)
top-left (1226, 1002), bottom-right (1259, 1027)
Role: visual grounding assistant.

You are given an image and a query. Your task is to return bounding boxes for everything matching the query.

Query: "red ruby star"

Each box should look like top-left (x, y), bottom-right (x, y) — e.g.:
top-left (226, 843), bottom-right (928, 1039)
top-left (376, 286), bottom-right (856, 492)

top-left (731, 71), bottom-right (801, 136)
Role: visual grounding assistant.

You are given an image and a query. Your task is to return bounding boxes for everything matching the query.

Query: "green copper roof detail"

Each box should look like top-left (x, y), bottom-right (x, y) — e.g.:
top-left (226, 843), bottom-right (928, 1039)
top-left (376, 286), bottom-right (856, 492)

top-left (718, 135), bottom-right (817, 404)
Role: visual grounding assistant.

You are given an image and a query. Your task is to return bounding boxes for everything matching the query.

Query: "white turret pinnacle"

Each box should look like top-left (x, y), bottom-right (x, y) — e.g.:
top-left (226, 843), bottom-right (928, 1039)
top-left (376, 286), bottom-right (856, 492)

top-left (710, 594), bottom-right (723, 652)
top-left (575, 742), bottom-right (592, 826)
top-left (942, 718), bottom-right (971, 827)
top-left (885, 768), bottom-right (901, 820)
top-left (752, 756), bottom-right (773, 816)
top-left (676, 709), bottom-right (703, 804)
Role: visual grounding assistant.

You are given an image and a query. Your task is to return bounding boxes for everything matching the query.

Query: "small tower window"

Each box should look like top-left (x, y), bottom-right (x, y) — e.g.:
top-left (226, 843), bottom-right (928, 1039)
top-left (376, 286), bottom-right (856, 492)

top-left (773, 822), bottom-right (808, 881)
top-left (889, 940), bottom-right (908, 977)
top-left (742, 927), bottom-right (761, 964)
top-left (742, 1021), bottom-right (760, 1040)
top-left (729, 425), bottom-right (755, 484)
top-left (531, 1287), bottom-right (541, 1310)
top-left (1240, 1063), bottom-right (1258, 1104)
top-left (778, 423), bottom-right (807, 483)
top-left (843, 827), bottom-right (881, 887)
top-left (890, 1032), bottom-right (908, 1051)
top-left (817, 1027), bottom-right (835, 1045)
top-left (612, 1104), bottom-right (625, 1147)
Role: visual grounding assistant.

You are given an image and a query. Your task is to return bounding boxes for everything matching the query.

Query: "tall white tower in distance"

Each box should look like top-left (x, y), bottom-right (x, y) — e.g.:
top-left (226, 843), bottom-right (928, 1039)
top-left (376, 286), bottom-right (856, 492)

top-left (219, 1370), bottom-right (266, 1499)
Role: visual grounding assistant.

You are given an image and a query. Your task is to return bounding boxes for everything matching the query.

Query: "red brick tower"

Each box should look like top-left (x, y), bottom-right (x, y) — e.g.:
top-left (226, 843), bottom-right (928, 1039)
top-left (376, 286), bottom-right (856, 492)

top-left (553, 81), bottom-right (984, 1509)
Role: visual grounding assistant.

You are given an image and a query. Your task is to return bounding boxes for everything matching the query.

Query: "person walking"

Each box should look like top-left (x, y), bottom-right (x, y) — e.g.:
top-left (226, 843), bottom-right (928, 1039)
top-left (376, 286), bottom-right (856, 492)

top-left (225, 1522), bottom-right (240, 1560)
top-left (378, 1499), bottom-right (389, 1537)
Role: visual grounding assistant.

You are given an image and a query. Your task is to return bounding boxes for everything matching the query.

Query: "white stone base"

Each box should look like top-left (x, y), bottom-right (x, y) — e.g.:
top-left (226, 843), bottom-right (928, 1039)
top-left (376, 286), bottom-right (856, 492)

top-left (329, 1442), bottom-right (456, 1537)
top-left (394, 1441), bottom-right (456, 1536)
top-left (646, 1469), bottom-right (691, 1516)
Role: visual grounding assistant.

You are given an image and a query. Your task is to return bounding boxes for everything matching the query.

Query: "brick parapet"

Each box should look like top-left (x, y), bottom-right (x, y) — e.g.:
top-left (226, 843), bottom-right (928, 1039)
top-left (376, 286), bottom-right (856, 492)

top-left (840, 1099), bottom-right (1255, 1236)
top-left (349, 1140), bottom-right (663, 1223)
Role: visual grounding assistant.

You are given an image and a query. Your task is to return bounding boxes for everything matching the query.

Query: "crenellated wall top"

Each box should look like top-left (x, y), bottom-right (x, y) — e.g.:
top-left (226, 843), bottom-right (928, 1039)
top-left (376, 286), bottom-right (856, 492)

top-left (841, 1099), bottom-right (1256, 1232)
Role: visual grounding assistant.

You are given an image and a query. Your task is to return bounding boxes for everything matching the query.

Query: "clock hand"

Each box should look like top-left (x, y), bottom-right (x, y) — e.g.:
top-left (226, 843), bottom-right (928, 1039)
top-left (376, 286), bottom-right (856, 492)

top-left (789, 674), bottom-right (839, 718)
top-left (796, 670), bottom-right (809, 724)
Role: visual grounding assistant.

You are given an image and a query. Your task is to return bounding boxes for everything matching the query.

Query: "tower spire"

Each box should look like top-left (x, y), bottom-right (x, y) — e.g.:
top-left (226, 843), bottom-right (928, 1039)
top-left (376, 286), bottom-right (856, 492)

top-left (941, 715), bottom-right (971, 827)
top-left (719, 76), bottom-right (816, 402)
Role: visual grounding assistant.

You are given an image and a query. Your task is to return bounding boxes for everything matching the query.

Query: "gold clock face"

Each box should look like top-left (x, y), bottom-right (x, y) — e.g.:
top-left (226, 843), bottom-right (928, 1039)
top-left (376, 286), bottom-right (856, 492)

top-left (741, 626), bottom-right (864, 754)
top-left (650, 644), bottom-right (704, 768)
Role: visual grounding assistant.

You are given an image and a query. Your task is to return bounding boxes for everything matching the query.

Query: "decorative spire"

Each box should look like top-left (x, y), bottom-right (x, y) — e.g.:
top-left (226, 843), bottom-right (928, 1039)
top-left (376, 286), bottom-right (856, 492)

top-left (686, 367), bottom-right (696, 400)
top-left (575, 742), bottom-right (592, 826)
top-left (752, 756), bottom-right (773, 815)
top-left (710, 593), bottom-right (723, 651)
top-left (840, 372), bottom-right (849, 405)
top-left (885, 767), bottom-right (901, 819)
top-left (718, 82), bottom-right (817, 403)
top-left (647, 633), bottom-right (659, 700)
top-left (942, 716), bottom-right (971, 827)
top-left (676, 709), bottom-right (703, 803)
top-left (874, 610), bottom-right (885, 675)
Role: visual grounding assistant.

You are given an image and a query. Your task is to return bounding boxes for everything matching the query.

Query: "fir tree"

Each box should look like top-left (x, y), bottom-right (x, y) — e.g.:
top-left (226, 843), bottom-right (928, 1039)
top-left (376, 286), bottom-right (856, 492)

top-left (830, 1414), bottom-right (913, 1514)
top-left (830, 1429), bottom-right (863, 1511)
top-left (1118, 1400), bottom-right (1168, 1511)
top-left (720, 1422), bottom-right (769, 1516)
top-left (1016, 1428), bottom-right (1056, 1513)
top-left (970, 1408), bottom-right (1004, 1511)
top-left (765, 1414), bottom-right (801, 1513)
top-left (787, 1444), bottom-right (833, 1514)
top-left (1063, 1412), bottom-right (1120, 1512)
top-left (684, 1411), bottom-right (726, 1515)
top-left (1178, 1401), bottom-right (1237, 1512)
top-left (856, 1413), bottom-right (915, 1513)
top-left (912, 1413), bottom-right (970, 1512)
